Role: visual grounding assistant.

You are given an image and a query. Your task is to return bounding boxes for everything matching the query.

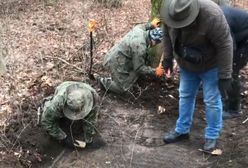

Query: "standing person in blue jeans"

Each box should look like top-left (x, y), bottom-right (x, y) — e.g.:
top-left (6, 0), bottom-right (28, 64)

top-left (160, 0), bottom-right (233, 151)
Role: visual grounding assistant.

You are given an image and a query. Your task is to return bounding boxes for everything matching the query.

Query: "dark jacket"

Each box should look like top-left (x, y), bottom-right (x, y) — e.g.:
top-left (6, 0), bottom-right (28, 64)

top-left (222, 6), bottom-right (248, 44)
top-left (162, 0), bottom-right (233, 79)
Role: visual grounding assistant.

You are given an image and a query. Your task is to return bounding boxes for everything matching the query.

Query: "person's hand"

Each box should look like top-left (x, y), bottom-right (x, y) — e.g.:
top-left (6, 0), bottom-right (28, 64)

top-left (62, 136), bottom-right (78, 148)
top-left (155, 65), bottom-right (165, 77)
top-left (162, 59), bottom-right (173, 78)
top-left (151, 17), bottom-right (160, 28)
top-left (74, 140), bottom-right (86, 148)
top-left (218, 78), bottom-right (232, 99)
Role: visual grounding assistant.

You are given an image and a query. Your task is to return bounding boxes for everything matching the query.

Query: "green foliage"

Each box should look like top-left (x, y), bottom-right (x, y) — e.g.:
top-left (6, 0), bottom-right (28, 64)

top-left (151, 0), bottom-right (163, 19)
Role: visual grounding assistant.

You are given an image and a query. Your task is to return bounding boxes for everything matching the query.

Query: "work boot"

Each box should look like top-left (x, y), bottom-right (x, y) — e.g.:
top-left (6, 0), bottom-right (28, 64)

top-left (223, 110), bottom-right (242, 120)
top-left (163, 130), bottom-right (189, 144)
top-left (203, 139), bottom-right (217, 151)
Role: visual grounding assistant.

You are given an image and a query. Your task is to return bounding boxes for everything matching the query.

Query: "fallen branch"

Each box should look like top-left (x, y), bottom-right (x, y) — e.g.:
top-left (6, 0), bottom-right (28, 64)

top-left (49, 149), bottom-right (66, 168)
top-left (242, 117), bottom-right (248, 124)
top-left (0, 101), bottom-right (8, 105)
top-left (128, 84), bottom-right (151, 100)
top-left (129, 125), bottom-right (144, 168)
top-left (45, 56), bottom-right (84, 73)
top-left (11, 122), bottom-right (31, 151)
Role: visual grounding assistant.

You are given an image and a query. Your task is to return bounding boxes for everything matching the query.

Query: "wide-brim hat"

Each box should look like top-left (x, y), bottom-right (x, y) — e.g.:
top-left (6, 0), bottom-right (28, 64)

top-left (64, 84), bottom-right (93, 120)
top-left (160, 0), bottom-right (200, 28)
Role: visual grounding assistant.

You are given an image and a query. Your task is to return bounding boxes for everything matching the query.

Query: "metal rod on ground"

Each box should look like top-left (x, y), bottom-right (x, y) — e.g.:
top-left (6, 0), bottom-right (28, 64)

top-left (242, 117), bottom-right (248, 124)
top-left (89, 31), bottom-right (94, 79)
top-left (87, 19), bottom-right (97, 80)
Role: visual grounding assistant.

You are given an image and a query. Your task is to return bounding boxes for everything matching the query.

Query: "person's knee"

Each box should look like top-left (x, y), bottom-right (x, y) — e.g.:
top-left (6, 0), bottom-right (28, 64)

top-left (108, 81), bottom-right (126, 94)
top-left (204, 95), bottom-right (222, 107)
top-left (179, 89), bottom-right (197, 99)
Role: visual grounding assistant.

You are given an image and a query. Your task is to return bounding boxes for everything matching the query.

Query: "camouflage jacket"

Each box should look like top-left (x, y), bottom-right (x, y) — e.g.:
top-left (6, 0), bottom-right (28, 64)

top-left (41, 81), bottom-right (99, 140)
top-left (103, 24), bottom-right (155, 91)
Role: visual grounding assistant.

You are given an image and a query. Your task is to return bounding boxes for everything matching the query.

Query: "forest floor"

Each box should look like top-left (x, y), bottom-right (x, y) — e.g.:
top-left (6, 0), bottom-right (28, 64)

top-left (0, 0), bottom-right (248, 167)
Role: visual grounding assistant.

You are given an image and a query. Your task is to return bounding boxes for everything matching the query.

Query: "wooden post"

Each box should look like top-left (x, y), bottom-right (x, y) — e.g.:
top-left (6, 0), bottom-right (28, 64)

top-left (88, 20), bottom-right (97, 79)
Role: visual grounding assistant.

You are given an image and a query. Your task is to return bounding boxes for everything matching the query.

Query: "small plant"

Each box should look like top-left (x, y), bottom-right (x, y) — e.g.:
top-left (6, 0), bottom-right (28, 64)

top-left (95, 0), bottom-right (122, 8)
top-left (43, 0), bottom-right (58, 6)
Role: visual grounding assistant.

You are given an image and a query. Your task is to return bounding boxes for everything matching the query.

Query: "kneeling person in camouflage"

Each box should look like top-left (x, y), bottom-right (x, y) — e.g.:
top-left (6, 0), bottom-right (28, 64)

top-left (41, 81), bottom-right (99, 148)
top-left (100, 24), bottom-right (164, 94)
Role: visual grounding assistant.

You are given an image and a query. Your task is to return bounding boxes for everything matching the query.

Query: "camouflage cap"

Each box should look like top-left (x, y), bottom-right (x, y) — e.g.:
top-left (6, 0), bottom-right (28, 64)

top-left (64, 84), bottom-right (93, 120)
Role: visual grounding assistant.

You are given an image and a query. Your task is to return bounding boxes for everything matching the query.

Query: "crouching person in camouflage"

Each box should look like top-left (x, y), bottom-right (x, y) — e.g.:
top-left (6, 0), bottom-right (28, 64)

top-left (99, 24), bottom-right (164, 94)
top-left (41, 81), bottom-right (100, 148)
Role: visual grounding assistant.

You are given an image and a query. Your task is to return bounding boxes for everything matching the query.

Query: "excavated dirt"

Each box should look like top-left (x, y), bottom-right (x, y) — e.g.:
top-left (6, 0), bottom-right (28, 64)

top-left (0, 0), bottom-right (248, 167)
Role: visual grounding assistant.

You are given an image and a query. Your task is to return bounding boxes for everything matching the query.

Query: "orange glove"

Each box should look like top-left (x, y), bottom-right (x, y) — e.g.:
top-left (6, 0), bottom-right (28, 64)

top-left (155, 65), bottom-right (165, 77)
top-left (151, 17), bottom-right (160, 28)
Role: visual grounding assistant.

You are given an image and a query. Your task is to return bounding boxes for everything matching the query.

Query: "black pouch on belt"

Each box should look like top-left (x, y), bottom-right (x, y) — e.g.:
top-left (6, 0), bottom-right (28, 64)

top-left (177, 46), bottom-right (204, 64)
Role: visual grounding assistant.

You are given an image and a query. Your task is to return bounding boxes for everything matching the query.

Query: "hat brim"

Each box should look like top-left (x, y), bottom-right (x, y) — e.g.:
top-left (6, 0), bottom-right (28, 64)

top-left (160, 0), bottom-right (200, 29)
top-left (63, 87), bottom-right (94, 120)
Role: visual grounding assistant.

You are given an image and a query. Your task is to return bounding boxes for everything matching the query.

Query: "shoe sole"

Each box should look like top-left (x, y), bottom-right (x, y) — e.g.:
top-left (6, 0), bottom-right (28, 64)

top-left (163, 135), bottom-right (189, 144)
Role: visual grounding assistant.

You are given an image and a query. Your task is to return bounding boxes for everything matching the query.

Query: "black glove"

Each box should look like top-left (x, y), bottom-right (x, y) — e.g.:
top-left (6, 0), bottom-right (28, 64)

top-left (218, 78), bottom-right (232, 99)
top-left (162, 58), bottom-right (173, 73)
top-left (61, 136), bottom-right (78, 148)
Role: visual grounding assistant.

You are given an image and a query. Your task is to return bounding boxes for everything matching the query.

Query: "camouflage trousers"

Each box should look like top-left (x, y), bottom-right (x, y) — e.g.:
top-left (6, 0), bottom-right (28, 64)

top-left (100, 67), bottom-right (139, 94)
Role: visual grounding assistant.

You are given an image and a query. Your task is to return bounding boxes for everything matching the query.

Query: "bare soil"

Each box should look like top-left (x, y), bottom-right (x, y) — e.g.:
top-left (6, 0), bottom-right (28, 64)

top-left (0, 0), bottom-right (248, 168)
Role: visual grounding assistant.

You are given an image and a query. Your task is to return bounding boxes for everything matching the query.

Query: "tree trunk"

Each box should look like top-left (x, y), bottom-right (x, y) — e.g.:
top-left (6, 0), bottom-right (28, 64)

top-left (151, 0), bottom-right (163, 19)
top-left (150, 0), bottom-right (163, 68)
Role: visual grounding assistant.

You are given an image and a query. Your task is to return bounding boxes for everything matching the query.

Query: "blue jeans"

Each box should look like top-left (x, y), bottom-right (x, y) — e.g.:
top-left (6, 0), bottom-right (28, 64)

top-left (175, 67), bottom-right (223, 139)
